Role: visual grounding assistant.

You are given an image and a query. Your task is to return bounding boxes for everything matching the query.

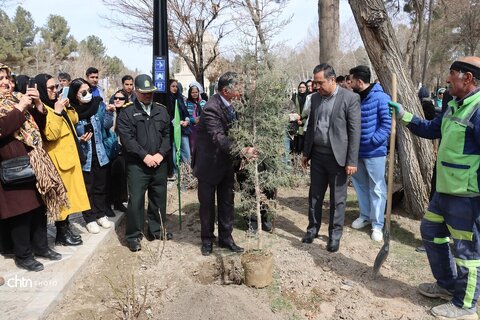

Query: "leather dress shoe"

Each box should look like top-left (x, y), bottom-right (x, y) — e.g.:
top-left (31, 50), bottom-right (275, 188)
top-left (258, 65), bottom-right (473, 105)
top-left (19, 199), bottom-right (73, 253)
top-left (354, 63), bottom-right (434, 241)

top-left (218, 241), bottom-right (244, 253)
top-left (35, 248), bottom-right (62, 261)
top-left (161, 232), bottom-right (173, 241)
top-left (302, 232), bottom-right (316, 244)
top-left (326, 239), bottom-right (340, 252)
top-left (201, 242), bottom-right (213, 256)
top-left (262, 221), bottom-right (273, 232)
top-left (147, 232), bottom-right (173, 241)
top-left (15, 257), bottom-right (44, 272)
top-left (127, 239), bottom-right (141, 252)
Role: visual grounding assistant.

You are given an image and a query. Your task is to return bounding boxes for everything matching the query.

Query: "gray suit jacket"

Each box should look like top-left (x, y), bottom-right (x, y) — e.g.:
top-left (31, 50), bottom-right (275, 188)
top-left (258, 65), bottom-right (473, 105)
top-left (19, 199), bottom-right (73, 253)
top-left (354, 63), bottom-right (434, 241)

top-left (303, 86), bottom-right (361, 167)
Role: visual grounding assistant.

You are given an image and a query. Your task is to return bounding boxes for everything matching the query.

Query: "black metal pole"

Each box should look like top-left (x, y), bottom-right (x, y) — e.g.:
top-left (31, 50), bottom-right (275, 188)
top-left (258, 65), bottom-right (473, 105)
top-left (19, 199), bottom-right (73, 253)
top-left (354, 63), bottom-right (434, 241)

top-left (153, 0), bottom-right (169, 106)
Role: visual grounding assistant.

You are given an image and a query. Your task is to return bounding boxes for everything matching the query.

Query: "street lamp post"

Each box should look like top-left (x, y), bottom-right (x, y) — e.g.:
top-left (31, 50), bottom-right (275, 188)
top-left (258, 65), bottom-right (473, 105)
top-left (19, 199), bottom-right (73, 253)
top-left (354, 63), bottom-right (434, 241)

top-left (153, 0), bottom-right (169, 106)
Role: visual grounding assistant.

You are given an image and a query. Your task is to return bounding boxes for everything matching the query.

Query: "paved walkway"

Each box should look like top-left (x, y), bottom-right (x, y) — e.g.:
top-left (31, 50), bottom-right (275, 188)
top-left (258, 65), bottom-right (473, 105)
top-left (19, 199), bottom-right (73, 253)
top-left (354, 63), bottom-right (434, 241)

top-left (0, 211), bottom-right (124, 320)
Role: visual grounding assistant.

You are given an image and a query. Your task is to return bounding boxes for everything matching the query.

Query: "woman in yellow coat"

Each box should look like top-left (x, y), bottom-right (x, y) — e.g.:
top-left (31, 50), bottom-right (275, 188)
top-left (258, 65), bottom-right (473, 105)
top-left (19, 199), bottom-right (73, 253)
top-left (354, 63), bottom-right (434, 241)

top-left (34, 74), bottom-right (90, 246)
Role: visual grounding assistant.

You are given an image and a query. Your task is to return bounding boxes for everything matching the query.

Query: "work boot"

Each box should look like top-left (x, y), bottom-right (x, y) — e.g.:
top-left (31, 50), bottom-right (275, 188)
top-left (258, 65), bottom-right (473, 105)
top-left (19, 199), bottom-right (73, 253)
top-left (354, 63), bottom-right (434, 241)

top-left (431, 302), bottom-right (478, 319)
top-left (418, 282), bottom-right (453, 300)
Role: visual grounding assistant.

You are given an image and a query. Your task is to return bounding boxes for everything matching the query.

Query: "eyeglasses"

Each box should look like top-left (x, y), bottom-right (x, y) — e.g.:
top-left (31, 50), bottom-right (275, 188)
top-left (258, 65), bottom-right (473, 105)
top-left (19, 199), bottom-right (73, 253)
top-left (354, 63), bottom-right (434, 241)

top-left (114, 96), bottom-right (126, 101)
top-left (79, 88), bottom-right (92, 97)
top-left (47, 85), bottom-right (56, 91)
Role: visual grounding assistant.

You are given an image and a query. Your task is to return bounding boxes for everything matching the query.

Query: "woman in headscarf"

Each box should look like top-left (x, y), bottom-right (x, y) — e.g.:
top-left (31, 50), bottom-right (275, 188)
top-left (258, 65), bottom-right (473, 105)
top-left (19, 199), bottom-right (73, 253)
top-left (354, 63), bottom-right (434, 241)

top-left (0, 64), bottom-right (68, 271)
top-left (185, 85), bottom-right (206, 154)
top-left (167, 79), bottom-right (191, 168)
top-left (68, 78), bottom-right (114, 234)
top-left (108, 89), bottom-right (131, 212)
top-left (34, 73), bottom-right (90, 246)
top-left (289, 81), bottom-right (308, 154)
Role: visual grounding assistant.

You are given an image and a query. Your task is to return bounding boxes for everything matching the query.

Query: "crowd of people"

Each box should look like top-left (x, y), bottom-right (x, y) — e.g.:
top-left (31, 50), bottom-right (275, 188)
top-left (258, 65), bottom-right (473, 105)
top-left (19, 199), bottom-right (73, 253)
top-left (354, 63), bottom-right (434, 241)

top-left (1, 55), bottom-right (480, 319)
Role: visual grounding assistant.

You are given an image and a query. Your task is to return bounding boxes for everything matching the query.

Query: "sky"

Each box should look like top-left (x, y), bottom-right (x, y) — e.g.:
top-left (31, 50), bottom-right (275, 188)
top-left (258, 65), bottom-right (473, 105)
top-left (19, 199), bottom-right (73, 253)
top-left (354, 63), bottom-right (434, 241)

top-left (5, 0), bottom-right (354, 74)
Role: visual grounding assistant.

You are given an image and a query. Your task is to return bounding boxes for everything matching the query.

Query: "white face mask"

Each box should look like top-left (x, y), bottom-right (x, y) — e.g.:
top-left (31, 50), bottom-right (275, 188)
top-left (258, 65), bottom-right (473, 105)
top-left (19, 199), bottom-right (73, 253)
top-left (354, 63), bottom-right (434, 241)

top-left (80, 92), bottom-right (92, 103)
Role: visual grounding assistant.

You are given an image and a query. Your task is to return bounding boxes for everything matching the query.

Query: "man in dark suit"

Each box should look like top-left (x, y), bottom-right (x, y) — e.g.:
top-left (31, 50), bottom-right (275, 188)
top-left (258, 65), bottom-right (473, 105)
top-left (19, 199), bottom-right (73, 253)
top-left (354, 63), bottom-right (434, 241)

top-left (192, 71), bottom-right (251, 256)
top-left (301, 63), bottom-right (361, 252)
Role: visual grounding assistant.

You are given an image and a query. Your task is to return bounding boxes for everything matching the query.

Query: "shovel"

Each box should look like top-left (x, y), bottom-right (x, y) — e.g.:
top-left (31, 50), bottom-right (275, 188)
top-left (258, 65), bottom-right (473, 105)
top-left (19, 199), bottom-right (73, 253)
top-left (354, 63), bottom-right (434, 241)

top-left (373, 73), bottom-right (397, 276)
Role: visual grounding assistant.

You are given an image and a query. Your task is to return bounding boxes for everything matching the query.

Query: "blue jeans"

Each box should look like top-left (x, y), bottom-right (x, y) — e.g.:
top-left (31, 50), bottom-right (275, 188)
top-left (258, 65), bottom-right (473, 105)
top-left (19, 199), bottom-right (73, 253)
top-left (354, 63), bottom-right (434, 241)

top-left (352, 156), bottom-right (386, 229)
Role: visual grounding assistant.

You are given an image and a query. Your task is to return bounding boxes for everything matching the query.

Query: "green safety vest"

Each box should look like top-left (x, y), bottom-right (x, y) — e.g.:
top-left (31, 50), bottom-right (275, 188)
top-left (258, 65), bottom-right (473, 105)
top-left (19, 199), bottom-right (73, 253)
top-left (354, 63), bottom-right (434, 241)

top-left (436, 91), bottom-right (480, 196)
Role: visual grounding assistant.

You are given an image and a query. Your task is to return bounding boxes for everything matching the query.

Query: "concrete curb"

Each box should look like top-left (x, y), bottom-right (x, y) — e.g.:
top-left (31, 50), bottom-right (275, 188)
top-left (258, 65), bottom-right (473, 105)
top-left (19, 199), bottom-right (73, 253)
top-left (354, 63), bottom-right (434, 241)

top-left (0, 211), bottom-right (124, 320)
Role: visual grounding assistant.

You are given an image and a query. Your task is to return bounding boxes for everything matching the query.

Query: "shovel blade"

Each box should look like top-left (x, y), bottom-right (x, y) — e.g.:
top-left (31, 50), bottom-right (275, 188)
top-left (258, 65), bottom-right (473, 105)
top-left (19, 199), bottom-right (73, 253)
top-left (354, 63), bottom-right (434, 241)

top-left (373, 231), bottom-right (390, 275)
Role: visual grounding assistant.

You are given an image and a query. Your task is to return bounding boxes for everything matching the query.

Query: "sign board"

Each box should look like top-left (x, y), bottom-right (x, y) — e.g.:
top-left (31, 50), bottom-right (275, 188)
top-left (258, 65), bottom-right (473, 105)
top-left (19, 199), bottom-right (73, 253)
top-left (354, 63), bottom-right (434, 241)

top-left (154, 56), bottom-right (167, 93)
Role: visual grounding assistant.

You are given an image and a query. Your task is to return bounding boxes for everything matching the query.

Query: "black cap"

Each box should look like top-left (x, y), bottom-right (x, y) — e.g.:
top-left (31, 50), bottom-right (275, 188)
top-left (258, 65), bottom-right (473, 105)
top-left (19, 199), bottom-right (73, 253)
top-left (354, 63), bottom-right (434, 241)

top-left (135, 74), bottom-right (156, 93)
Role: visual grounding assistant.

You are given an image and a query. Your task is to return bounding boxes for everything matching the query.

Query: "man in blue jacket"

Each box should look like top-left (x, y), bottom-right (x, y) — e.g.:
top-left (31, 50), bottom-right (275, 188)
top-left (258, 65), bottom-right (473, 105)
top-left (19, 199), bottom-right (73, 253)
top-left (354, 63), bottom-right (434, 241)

top-left (349, 65), bottom-right (391, 242)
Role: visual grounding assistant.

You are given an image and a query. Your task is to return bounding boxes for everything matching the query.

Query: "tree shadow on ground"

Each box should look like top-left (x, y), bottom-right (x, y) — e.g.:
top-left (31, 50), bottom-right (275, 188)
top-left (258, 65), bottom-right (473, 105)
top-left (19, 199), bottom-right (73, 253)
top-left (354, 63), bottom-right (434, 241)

top-left (273, 216), bottom-right (435, 309)
top-left (277, 195), bottom-right (422, 250)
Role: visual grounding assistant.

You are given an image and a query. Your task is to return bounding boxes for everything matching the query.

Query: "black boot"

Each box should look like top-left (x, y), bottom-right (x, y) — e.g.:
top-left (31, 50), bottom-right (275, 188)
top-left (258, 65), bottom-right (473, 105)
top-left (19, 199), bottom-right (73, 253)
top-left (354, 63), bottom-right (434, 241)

top-left (66, 220), bottom-right (82, 242)
top-left (55, 223), bottom-right (82, 246)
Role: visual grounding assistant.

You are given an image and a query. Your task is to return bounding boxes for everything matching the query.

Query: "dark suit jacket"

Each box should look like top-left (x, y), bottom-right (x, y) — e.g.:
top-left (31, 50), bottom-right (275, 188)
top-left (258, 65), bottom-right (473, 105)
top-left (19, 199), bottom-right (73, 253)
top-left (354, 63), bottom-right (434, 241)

top-left (303, 86), bottom-right (361, 167)
top-left (192, 94), bottom-right (234, 185)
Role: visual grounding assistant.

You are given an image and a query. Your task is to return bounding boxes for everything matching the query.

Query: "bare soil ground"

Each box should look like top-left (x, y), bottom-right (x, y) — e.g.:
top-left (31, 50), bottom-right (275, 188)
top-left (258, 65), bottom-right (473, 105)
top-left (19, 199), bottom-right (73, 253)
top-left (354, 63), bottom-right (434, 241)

top-left (46, 184), bottom-right (447, 320)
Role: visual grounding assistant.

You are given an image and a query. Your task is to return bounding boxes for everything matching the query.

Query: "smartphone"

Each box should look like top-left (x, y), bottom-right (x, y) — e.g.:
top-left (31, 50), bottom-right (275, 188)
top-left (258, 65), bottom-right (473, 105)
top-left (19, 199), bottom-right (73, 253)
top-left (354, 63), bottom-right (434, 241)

top-left (61, 86), bottom-right (69, 99)
top-left (83, 123), bottom-right (93, 133)
top-left (28, 78), bottom-right (35, 88)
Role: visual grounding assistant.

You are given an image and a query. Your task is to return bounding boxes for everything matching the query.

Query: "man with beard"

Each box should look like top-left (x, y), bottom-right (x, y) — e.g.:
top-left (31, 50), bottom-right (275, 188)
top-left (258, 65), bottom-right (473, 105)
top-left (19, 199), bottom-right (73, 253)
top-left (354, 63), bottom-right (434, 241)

top-left (348, 65), bottom-right (391, 242)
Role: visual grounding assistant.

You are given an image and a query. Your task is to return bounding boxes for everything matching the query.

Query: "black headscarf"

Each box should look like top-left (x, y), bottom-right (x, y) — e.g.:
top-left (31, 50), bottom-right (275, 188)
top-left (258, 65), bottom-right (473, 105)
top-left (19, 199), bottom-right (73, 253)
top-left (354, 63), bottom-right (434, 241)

top-left (68, 78), bottom-right (101, 120)
top-left (292, 81), bottom-right (308, 113)
top-left (73, 96), bottom-right (102, 120)
top-left (35, 73), bottom-right (56, 108)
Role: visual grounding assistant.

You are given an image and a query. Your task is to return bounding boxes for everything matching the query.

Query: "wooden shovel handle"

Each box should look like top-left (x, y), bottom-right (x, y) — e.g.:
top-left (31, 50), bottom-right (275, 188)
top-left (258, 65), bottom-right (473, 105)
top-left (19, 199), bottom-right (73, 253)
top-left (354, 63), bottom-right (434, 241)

top-left (385, 74), bottom-right (397, 232)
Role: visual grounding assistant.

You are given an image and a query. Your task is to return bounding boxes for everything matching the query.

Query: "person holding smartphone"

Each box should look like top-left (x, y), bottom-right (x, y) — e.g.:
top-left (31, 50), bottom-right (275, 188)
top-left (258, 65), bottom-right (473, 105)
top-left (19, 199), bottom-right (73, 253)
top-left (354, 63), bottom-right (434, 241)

top-left (0, 64), bottom-right (68, 271)
top-left (69, 78), bottom-right (114, 234)
top-left (35, 73), bottom-right (90, 247)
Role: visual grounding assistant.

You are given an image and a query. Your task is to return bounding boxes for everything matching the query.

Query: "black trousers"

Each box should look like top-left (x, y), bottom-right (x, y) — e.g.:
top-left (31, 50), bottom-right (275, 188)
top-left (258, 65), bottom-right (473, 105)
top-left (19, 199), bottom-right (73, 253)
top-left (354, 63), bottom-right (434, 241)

top-left (306, 153), bottom-right (347, 241)
top-left (0, 220), bottom-right (13, 254)
top-left (82, 158), bottom-right (108, 223)
top-left (5, 206), bottom-right (48, 259)
top-left (108, 154), bottom-right (128, 206)
top-left (125, 162), bottom-right (167, 242)
top-left (198, 171), bottom-right (235, 245)
top-left (291, 134), bottom-right (305, 155)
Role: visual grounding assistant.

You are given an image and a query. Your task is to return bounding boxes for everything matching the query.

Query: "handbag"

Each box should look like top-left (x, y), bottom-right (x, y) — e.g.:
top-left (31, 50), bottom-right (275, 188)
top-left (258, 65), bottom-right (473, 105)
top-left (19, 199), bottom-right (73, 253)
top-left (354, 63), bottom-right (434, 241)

top-left (103, 128), bottom-right (120, 160)
top-left (0, 155), bottom-right (36, 185)
top-left (99, 106), bottom-right (120, 160)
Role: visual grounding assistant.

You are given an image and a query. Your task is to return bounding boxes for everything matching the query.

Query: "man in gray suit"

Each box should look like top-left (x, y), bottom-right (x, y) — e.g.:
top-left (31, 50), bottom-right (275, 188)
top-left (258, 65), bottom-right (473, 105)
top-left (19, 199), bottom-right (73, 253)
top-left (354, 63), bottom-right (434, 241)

top-left (301, 63), bottom-right (361, 252)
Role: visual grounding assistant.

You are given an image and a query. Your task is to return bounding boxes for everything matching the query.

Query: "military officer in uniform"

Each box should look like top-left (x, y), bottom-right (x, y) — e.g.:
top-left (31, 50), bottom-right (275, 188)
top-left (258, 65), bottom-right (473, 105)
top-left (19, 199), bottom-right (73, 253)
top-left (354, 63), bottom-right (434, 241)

top-left (116, 74), bottom-right (171, 252)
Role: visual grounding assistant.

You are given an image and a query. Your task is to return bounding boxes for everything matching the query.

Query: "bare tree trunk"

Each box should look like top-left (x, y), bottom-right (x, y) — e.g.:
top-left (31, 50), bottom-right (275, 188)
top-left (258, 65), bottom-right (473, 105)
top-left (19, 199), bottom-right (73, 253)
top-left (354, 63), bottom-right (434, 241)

top-left (244, 0), bottom-right (273, 70)
top-left (421, 0), bottom-right (433, 84)
top-left (318, 0), bottom-right (339, 65)
top-left (349, 0), bottom-right (436, 217)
